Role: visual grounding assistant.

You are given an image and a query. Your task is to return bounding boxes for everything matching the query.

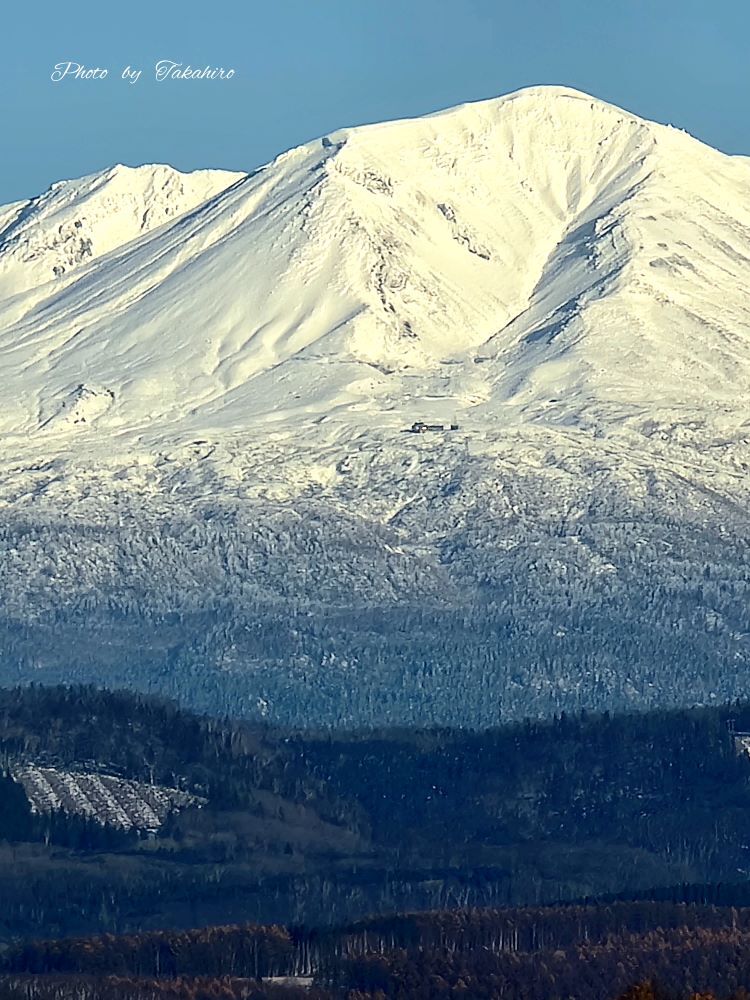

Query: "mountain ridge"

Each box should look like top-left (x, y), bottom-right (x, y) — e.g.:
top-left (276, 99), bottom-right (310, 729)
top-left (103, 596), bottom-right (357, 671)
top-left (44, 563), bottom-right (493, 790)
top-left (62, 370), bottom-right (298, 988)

top-left (0, 162), bottom-right (244, 308)
top-left (1, 87), bottom-right (750, 728)
top-left (2, 85), bottom-right (750, 448)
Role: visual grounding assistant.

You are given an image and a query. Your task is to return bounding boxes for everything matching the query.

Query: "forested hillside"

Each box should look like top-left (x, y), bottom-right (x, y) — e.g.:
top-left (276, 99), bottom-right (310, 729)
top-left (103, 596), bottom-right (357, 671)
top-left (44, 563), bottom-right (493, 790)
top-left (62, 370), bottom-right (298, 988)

top-left (9, 902), bottom-right (750, 998)
top-left (1, 473), bottom-right (749, 732)
top-left (2, 686), bottom-right (750, 940)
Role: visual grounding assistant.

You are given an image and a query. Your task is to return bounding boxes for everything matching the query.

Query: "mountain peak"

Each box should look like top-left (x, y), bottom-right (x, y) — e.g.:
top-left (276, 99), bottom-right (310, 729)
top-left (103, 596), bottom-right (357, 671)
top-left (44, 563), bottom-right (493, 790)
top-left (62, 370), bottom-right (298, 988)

top-left (1, 90), bottom-right (749, 448)
top-left (432, 84), bottom-right (635, 116)
top-left (0, 162), bottom-right (244, 304)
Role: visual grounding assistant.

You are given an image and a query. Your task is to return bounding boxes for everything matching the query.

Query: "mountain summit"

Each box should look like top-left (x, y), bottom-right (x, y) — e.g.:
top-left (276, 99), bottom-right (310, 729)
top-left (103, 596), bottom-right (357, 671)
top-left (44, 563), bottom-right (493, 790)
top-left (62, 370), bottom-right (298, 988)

top-left (2, 88), bottom-right (750, 728)
top-left (2, 86), bottom-right (750, 446)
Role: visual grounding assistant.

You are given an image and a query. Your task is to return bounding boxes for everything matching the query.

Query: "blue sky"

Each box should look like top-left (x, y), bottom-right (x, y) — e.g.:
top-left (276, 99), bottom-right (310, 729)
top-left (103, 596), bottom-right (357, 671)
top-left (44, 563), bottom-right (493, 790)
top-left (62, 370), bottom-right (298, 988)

top-left (3, 0), bottom-right (748, 203)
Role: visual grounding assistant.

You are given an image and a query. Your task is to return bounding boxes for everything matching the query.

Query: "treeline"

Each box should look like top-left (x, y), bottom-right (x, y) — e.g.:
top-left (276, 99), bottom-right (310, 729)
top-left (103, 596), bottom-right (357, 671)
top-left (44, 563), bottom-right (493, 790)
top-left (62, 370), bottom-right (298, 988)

top-left (294, 704), bottom-right (750, 873)
top-left (9, 682), bottom-right (750, 867)
top-left (5, 686), bottom-right (750, 937)
top-left (0, 977), bottom-right (323, 1000)
top-left (13, 904), bottom-right (750, 998)
top-left (5, 977), bottom-right (750, 1000)
top-left (619, 989), bottom-right (750, 1000)
top-left (0, 683), bottom-right (351, 828)
top-left (1, 452), bottom-right (750, 732)
top-left (331, 926), bottom-right (750, 998)
top-left (0, 684), bottom-right (279, 806)
top-left (0, 769), bottom-right (139, 850)
top-left (2, 974), bottom-right (749, 1000)
top-left (5, 902), bottom-right (750, 978)
top-left (5, 924), bottom-right (295, 978)
top-left (327, 902), bottom-right (750, 961)
top-left (585, 882), bottom-right (750, 911)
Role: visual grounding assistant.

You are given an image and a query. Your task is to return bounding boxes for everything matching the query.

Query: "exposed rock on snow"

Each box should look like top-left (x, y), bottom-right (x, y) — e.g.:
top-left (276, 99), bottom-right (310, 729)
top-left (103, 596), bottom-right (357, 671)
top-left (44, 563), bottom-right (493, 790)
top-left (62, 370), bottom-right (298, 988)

top-left (39, 383), bottom-right (116, 430)
top-left (2, 86), bottom-right (750, 447)
top-left (1, 88), bottom-right (750, 727)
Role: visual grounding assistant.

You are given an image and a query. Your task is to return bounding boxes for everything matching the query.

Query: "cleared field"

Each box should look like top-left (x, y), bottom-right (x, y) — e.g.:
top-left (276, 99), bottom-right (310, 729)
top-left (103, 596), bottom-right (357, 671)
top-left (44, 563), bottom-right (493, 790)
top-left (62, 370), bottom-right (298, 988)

top-left (12, 763), bottom-right (202, 831)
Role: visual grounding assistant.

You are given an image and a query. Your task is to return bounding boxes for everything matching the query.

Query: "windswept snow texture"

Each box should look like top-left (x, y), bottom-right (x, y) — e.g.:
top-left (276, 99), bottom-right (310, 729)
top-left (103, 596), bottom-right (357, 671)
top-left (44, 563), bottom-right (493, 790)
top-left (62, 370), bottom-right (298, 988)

top-left (12, 763), bottom-right (202, 831)
top-left (2, 85), bottom-right (750, 442)
top-left (0, 163), bottom-right (243, 303)
top-left (2, 87), bottom-right (750, 726)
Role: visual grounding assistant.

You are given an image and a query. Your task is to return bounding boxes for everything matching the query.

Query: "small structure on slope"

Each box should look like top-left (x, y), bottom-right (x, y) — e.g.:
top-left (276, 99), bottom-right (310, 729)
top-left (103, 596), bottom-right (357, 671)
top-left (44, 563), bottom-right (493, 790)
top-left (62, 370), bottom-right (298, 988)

top-left (727, 719), bottom-right (750, 758)
top-left (408, 420), bottom-right (460, 434)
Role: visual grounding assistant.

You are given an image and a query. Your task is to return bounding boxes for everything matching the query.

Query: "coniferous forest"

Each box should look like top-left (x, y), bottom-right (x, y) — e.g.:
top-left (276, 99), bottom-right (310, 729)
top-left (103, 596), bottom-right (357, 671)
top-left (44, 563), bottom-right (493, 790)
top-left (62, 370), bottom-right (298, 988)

top-left (2, 686), bottom-right (750, 994)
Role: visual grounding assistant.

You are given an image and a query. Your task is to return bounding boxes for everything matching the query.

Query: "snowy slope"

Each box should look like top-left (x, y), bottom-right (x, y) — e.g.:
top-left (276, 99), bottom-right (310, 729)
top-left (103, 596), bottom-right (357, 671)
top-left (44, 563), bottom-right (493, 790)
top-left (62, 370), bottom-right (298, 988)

top-left (2, 88), bottom-right (750, 726)
top-left (2, 86), bottom-right (750, 449)
top-left (0, 162), bottom-right (243, 307)
top-left (12, 762), bottom-right (202, 830)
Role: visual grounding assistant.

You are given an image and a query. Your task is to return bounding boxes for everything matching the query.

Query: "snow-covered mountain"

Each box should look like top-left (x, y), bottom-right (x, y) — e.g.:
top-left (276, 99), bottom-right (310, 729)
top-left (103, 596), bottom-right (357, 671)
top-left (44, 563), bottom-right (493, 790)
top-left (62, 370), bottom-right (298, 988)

top-left (0, 163), bottom-right (242, 305)
top-left (1, 86), bottom-right (750, 727)
top-left (2, 85), bottom-right (750, 445)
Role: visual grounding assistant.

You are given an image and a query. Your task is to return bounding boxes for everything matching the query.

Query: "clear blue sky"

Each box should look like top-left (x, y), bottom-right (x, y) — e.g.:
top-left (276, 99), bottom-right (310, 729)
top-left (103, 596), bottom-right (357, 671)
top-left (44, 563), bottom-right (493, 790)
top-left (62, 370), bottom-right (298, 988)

top-left (3, 0), bottom-right (749, 203)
